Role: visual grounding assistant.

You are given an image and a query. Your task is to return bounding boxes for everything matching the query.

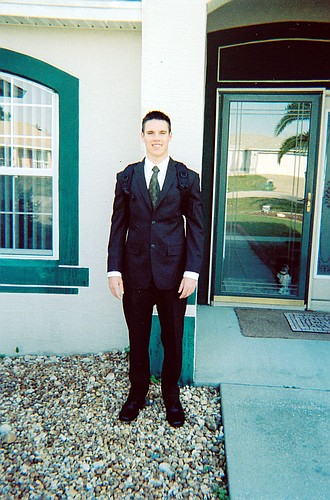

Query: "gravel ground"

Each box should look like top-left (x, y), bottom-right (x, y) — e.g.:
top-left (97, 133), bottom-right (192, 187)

top-left (0, 351), bottom-right (228, 499)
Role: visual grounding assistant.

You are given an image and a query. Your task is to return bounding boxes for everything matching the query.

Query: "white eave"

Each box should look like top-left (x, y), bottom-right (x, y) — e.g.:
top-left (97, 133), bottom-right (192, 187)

top-left (0, 1), bottom-right (142, 30)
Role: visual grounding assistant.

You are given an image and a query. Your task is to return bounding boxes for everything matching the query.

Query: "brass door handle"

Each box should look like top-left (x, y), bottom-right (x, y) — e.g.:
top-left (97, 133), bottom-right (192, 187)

top-left (306, 192), bottom-right (311, 213)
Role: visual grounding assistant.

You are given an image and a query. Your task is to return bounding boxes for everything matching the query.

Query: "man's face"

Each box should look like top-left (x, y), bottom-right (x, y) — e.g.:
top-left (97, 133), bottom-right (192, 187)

top-left (141, 119), bottom-right (172, 162)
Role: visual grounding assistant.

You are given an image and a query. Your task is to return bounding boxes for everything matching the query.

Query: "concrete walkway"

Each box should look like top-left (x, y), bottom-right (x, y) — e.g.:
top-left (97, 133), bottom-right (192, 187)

top-left (195, 305), bottom-right (330, 499)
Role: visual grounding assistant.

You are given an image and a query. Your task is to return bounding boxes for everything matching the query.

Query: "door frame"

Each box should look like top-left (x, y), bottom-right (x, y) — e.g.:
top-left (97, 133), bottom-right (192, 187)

top-left (208, 88), bottom-right (323, 306)
top-left (308, 94), bottom-right (330, 310)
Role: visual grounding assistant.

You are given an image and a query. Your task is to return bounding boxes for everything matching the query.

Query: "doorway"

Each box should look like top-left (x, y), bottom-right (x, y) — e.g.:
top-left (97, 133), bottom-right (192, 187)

top-left (212, 92), bottom-right (321, 305)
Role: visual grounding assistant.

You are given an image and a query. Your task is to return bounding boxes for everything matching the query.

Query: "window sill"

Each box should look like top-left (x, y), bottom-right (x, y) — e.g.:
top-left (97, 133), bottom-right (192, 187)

top-left (0, 261), bottom-right (89, 294)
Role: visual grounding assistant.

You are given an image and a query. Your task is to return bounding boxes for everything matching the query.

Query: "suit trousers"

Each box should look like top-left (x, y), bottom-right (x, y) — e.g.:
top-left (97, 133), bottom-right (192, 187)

top-left (122, 280), bottom-right (187, 405)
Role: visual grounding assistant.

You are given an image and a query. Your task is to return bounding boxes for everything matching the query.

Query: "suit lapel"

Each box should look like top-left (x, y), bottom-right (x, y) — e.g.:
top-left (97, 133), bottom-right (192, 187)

top-left (133, 158), bottom-right (177, 211)
top-left (134, 160), bottom-right (153, 210)
top-left (155, 158), bottom-right (176, 208)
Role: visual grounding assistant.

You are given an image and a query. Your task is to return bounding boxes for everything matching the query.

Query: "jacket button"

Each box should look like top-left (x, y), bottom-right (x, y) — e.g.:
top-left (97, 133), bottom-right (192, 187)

top-left (151, 244), bottom-right (155, 249)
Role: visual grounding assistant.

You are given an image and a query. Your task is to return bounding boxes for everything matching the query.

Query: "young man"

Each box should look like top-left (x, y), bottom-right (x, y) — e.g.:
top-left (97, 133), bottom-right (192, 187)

top-left (107, 111), bottom-right (203, 427)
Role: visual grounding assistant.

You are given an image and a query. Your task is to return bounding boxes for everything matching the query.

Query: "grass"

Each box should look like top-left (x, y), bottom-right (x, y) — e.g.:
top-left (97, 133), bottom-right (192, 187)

top-left (212, 483), bottom-right (230, 499)
top-left (226, 197), bottom-right (303, 237)
top-left (227, 196), bottom-right (303, 214)
top-left (226, 175), bottom-right (304, 238)
top-left (227, 217), bottom-right (302, 238)
top-left (227, 174), bottom-right (274, 192)
top-left (150, 374), bottom-right (161, 385)
top-left (224, 195), bottom-right (303, 281)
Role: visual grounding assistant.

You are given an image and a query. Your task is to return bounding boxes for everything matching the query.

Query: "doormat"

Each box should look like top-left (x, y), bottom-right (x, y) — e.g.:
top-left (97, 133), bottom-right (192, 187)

top-left (284, 312), bottom-right (330, 334)
top-left (235, 308), bottom-right (330, 341)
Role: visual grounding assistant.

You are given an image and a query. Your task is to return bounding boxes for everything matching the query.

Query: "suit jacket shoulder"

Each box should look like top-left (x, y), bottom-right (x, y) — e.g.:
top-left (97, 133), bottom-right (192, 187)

top-left (170, 158), bottom-right (200, 180)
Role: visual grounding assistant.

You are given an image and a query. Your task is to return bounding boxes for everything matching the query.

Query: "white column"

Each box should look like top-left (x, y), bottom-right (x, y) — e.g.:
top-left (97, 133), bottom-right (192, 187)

top-left (141, 0), bottom-right (206, 172)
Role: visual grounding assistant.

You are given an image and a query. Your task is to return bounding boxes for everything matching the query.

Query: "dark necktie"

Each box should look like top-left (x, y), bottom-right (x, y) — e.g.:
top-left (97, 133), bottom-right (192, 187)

top-left (149, 165), bottom-right (160, 207)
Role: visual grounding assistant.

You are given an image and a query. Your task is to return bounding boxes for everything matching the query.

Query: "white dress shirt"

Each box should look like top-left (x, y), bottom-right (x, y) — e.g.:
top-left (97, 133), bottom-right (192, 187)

top-left (144, 156), bottom-right (168, 190)
top-left (108, 157), bottom-right (198, 282)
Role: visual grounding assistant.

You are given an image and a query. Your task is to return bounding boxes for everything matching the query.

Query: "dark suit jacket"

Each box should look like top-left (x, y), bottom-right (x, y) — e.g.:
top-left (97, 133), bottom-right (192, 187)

top-left (107, 157), bottom-right (204, 290)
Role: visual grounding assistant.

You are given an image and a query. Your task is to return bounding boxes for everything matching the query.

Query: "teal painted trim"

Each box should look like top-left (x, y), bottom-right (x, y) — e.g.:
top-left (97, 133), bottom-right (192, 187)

top-left (0, 48), bottom-right (89, 292)
top-left (0, 265), bottom-right (89, 287)
top-left (0, 286), bottom-right (78, 294)
top-left (187, 290), bottom-right (196, 306)
top-left (149, 315), bottom-right (195, 386)
top-left (0, 259), bottom-right (59, 267)
top-left (58, 75), bottom-right (79, 265)
top-left (181, 316), bottom-right (195, 385)
top-left (149, 317), bottom-right (163, 379)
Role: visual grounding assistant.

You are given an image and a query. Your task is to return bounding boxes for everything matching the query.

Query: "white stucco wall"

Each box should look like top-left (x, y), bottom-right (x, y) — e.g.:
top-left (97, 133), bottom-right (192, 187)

top-left (0, 0), bottom-right (207, 356)
top-left (141, 0), bottom-right (206, 174)
top-left (0, 25), bottom-right (142, 356)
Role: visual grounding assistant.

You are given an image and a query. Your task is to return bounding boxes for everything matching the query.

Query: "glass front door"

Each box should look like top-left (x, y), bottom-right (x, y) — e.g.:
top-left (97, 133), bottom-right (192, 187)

top-left (213, 93), bottom-right (320, 303)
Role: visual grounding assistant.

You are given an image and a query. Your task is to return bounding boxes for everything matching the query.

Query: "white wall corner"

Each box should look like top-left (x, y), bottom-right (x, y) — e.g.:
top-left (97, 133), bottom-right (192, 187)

top-left (141, 0), bottom-right (207, 172)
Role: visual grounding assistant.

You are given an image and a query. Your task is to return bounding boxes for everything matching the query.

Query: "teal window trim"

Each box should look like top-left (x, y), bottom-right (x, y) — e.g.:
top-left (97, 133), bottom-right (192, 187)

top-left (0, 48), bottom-right (89, 293)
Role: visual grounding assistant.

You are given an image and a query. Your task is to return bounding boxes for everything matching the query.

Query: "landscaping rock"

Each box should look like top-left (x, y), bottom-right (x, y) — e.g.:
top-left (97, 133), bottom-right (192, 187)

top-left (0, 351), bottom-right (228, 498)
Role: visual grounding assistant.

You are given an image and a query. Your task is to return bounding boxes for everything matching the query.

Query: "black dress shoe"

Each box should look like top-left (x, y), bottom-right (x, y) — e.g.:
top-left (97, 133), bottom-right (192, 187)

top-left (119, 399), bottom-right (145, 423)
top-left (166, 402), bottom-right (185, 428)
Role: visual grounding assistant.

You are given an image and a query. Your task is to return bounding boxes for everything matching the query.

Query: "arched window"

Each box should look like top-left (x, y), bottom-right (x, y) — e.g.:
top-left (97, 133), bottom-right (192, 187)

top-left (0, 49), bottom-right (88, 293)
top-left (0, 72), bottom-right (58, 256)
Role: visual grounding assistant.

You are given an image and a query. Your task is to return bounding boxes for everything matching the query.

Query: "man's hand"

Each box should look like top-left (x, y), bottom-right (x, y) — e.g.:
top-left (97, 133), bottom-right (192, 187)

top-left (178, 277), bottom-right (197, 299)
top-left (108, 276), bottom-right (124, 300)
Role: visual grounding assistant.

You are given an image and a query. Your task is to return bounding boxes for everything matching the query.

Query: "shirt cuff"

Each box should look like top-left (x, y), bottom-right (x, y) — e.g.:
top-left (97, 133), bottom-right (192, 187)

top-left (108, 271), bottom-right (198, 280)
top-left (183, 271), bottom-right (199, 281)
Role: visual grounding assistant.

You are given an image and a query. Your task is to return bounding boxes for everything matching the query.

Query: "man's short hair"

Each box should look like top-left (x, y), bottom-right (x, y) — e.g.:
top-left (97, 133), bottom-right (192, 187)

top-left (142, 110), bottom-right (171, 133)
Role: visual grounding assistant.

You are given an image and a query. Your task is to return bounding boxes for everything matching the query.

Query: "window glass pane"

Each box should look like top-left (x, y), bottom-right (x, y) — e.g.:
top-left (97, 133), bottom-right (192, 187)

top-left (0, 75), bottom-right (12, 98)
top-left (0, 104), bottom-right (11, 121)
top-left (0, 176), bottom-right (13, 249)
top-left (0, 104), bottom-right (12, 167)
top-left (12, 77), bottom-right (52, 105)
top-left (0, 214), bottom-right (12, 248)
top-left (13, 140), bottom-right (51, 169)
top-left (15, 214), bottom-right (52, 251)
top-left (215, 98), bottom-right (312, 299)
top-left (4, 176), bottom-right (53, 252)
top-left (0, 175), bottom-right (12, 211)
top-left (13, 106), bottom-right (52, 137)
top-left (0, 146), bottom-right (11, 167)
top-left (15, 176), bottom-right (52, 214)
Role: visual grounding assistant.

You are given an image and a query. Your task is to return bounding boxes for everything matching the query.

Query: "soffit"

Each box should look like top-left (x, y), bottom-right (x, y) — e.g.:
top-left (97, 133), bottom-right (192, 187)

top-left (0, 1), bottom-right (142, 30)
